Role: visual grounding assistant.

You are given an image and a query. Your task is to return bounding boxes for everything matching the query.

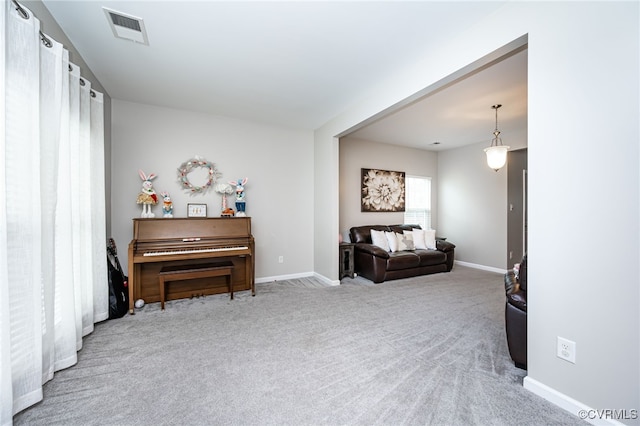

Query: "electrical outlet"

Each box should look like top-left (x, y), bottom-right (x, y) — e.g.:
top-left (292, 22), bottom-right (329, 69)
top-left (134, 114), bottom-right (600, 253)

top-left (557, 337), bottom-right (576, 363)
top-left (278, 255), bottom-right (284, 264)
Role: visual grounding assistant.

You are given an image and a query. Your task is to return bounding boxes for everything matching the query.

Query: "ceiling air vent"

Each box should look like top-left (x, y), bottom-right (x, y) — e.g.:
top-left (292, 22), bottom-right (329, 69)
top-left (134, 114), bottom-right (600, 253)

top-left (103, 7), bottom-right (149, 45)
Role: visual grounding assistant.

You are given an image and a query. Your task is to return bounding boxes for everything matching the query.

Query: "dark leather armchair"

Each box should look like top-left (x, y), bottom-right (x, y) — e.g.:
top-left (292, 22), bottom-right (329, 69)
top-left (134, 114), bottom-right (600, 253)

top-left (504, 254), bottom-right (527, 369)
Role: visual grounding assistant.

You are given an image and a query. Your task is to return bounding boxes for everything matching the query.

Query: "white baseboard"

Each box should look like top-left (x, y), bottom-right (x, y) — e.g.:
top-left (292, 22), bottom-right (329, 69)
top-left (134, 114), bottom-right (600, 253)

top-left (523, 377), bottom-right (629, 426)
top-left (313, 272), bottom-right (340, 286)
top-left (454, 260), bottom-right (507, 274)
top-left (256, 272), bottom-right (313, 284)
top-left (256, 272), bottom-right (340, 286)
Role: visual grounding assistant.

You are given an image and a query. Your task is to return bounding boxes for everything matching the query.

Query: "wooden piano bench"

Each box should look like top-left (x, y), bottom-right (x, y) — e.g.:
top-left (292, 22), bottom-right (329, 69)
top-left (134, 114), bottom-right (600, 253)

top-left (158, 261), bottom-right (234, 310)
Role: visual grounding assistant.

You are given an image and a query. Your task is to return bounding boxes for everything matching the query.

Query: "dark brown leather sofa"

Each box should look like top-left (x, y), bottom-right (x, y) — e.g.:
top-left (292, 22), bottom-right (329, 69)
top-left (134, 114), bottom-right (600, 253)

top-left (349, 225), bottom-right (455, 284)
top-left (504, 254), bottom-right (527, 369)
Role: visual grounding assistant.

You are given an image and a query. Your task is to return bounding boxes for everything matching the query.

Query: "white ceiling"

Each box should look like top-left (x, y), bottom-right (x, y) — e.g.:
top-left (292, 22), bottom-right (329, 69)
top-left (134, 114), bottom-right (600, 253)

top-left (347, 49), bottom-right (527, 151)
top-left (39, 1), bottom-right (526, 150)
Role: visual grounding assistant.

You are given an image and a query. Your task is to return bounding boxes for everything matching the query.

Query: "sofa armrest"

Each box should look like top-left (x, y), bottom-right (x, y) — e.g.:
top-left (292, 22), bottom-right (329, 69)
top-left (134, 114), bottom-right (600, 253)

top-left (504, 270), bottom-right (520, 294)
top-left (506, 290), bottom-right (527, 312)
top-left (354, 243), bottom-right (390, 259)
top-left (505, 270), bottom-right (526, 312)
top-left (436, 240), bottom-right (455, 252)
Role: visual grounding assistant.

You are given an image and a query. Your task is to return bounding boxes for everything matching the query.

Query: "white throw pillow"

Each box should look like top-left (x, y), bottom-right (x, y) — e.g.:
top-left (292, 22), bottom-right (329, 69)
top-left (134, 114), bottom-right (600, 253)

top-left (370, 229), bottom-right (390, 251)
top-left (411, 229), bottom-right (427, 249)
top-left (385, 231), bottom-right (399, 252)
top-left (396, 232), bottom-right (415, 251)
top-left (424, 229), bottom-right (437, 250)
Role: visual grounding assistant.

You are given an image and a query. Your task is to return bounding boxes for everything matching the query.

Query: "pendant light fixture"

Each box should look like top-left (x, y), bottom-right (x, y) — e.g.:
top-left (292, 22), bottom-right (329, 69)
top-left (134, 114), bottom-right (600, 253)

top-left (484, 104), bottom-right (510, 171)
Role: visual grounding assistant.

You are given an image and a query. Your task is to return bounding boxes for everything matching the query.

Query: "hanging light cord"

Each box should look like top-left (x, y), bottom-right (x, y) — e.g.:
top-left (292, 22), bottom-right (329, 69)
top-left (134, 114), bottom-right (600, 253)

top-left (491, 104), bottom-right (503, 147)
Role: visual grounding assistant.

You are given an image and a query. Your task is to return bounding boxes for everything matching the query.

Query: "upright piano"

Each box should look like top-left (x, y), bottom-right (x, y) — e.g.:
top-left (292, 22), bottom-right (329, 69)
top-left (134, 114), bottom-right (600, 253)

top-left (127, 217), bottom-right (255, 313)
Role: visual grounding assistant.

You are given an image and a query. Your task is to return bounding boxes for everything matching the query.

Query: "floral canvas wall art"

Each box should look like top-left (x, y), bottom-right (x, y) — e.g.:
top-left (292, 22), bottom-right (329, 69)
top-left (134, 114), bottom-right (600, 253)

top-left (361, 168), bottom-right (405, 212)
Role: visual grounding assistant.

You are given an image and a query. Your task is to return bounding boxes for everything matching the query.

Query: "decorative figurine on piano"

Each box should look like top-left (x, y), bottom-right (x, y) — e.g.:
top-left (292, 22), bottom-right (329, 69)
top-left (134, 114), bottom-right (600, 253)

top-left (215, 183), bottom-right (235, 217)
top-left (160, 191), bottom-right (173, 218)
top-left (229, 177), bottom-right (248, 217)
top-left (136, 170), bottom-right (158, 218)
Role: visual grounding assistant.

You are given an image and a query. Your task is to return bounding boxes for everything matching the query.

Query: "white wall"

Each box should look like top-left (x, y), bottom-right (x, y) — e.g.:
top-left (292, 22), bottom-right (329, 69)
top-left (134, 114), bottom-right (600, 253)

top-left (525, 3), bottom-right (639, 421)
top-left (313, 128), bottom-right (339, 283)
top-left (438, 122), bottom-right (527, 271)
top-left (339, 137), bottom-right (438, 240)
top-left (315, 1), bottom-right (639, 423)
top-left (437, 141), bottom-right (507, 270)
top-left (111, 100), bottom-right (315, 281)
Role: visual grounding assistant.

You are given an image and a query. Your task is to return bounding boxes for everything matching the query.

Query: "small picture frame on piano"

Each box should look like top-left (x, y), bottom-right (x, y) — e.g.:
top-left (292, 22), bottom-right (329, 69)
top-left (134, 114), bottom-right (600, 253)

top-left (187, 203), bottom-right (207, 218)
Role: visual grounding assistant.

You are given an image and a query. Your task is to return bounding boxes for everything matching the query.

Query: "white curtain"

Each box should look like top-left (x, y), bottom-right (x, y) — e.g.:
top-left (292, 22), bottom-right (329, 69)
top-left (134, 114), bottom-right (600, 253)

top-left (1, 2), bottom-right (108, 423)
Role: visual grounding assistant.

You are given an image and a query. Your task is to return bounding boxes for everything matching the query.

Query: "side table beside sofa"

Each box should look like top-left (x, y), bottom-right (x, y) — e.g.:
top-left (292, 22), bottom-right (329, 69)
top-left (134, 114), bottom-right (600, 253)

top-left (339, 243), bottom-right (355, 279)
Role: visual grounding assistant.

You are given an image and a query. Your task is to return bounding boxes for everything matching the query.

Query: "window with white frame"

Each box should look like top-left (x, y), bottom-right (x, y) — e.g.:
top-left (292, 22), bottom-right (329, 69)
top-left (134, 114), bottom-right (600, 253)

top-left (404, 176), bottom-right (431, 230)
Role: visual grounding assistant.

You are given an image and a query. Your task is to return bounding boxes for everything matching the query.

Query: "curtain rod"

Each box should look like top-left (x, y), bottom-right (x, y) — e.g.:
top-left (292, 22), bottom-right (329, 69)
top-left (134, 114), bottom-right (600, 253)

top-left (12, 1), bottom-right (52, 47)
top-left (12, 0), bottom-right (97, 98)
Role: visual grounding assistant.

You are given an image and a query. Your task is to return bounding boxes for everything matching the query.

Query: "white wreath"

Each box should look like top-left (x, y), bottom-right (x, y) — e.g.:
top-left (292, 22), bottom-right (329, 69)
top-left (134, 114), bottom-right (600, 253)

top-left (177, 156), bottom-right (220, 195)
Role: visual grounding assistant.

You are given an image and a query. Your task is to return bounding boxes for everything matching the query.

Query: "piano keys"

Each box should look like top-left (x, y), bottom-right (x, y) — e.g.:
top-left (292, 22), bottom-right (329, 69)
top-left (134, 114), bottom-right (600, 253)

top-left (142, 246), bottom-right (248, 257)
top-left (127, 217), bottom-right (255, 313)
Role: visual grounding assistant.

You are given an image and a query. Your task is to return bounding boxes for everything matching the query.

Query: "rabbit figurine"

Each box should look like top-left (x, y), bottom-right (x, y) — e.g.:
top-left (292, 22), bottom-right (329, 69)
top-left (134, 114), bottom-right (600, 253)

top-left (160, 191), bottom-right (173, 218)
top-left (136, 170), bottom-right (158, 218)
top-left (229, 178), bottom-right (248, 217)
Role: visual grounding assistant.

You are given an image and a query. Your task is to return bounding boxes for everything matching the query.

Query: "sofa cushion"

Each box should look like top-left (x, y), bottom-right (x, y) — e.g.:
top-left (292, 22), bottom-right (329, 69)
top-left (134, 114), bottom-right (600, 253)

top-left (403, 228), bottom-right (436, 250)
top-left (415, 249), bottom-right (446, 266)
top-left (396, 232), bottom-right (415, 251)
top-left (386, 251), bottom-right (420, 270)
top-left (424, 229), bottom-right (436, 249)
top-left (385, 231), bottom-right (399, 252)
top-left (370, 229), bottom-right (390, 251)
top-left (350, 225), bottom-right (390, 244)
top-left (407, 229), bottom-right (426, 249)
